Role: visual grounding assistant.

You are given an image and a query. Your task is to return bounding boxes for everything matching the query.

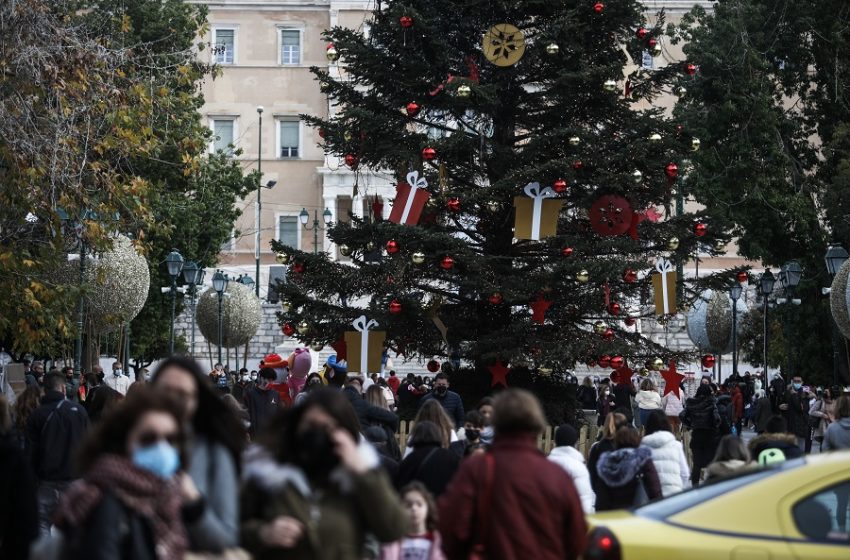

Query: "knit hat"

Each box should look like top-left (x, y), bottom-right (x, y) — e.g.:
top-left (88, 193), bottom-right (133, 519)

top-left (555, 423), bottom-right (579, 447)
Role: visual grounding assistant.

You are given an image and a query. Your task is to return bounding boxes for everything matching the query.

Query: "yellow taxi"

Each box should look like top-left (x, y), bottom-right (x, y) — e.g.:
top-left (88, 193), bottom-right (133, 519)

top-left (584, 451), bottom-right (850, 559)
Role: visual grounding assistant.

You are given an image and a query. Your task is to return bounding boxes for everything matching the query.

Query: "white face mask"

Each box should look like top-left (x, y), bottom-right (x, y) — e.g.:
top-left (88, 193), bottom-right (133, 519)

top-left (250, 374), bottom-right (257, 381)
top-left (113, 369), bottom-right (122, 376)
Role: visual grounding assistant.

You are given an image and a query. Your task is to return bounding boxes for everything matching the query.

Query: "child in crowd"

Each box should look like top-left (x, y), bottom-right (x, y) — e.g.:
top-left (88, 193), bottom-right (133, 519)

top-left (460, 410), bottom-right (486, 456)
top-left (380, 482), bottom-right (446, 560)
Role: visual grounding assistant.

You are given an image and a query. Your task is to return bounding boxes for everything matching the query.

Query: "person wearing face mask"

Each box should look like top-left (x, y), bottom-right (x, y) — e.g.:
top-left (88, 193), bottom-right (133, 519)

top-left (243, 368), bottom-right (281, 438)
top-left (779, 375), bottom-right (809, 452)
top-left (53, 388), bottom-right (189, 560)
top-left (240, 388), bottom-right (406, 560)
top-left (418, 373), bottom-right (465, 429)
top-left (104, 361), bottom-right (130, 396)
top-left (596, 382), bottom-right (616, 429)
top-left (232, 368), bottom-right (253, 403)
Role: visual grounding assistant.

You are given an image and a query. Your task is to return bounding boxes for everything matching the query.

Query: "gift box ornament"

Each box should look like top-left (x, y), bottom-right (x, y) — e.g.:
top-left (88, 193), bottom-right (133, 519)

top-left (389, 170), bottom-right (431, 225)
top-left (343, 315), bottom-right (386, 374)
top-left (514, 183), bottom-right (563, 241)
top-left (652, 259), bottom-right (677, 315)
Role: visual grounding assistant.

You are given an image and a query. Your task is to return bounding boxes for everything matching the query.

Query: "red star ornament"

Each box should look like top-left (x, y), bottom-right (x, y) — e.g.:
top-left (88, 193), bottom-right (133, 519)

top-left (660, 360), bottom-right (685, 398)
top-left (611, 366), bottom-right (633, 386)
top-left (488, 362), bottom-right (511, 387)
top-left (530, 295), bottom-right (553, 324)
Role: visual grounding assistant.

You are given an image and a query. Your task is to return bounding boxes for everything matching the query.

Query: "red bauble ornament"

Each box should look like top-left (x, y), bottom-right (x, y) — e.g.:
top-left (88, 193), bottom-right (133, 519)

top-left (389, 299), bottom-right (402, 314)
top-left (603, 328), bottom-right (615, 341)
top-left (422, 147), bottom-right (437, 161)
top-left (665, 162), bottom-right (679, 180)
top-left (318, 128), bottom-right (326, 139)
top-left (400, 15), bottom-right (413, 28)
top-left (593, 2), bottom-right (604, 13)
top-left (344, 153), bottom-right (359, 168)
top-left (488, 292), bottom-right (503, 305)
top-left (387, 275), bottom-right (395, 285)
top-left (701, 354), bottom-right (716, 369)
top-left (609, 302), bottom-right (622, 316)
top-left (587, 359), bottom-right (597, 368)
top-left (440, 255), bottom-right (454, 270)
top-left (599, 355), bottom-right (611, 369)
top-left (447, 197), bottom-right (461, 213)
top-left (624, 317), bottom-right (636, 327)
top-left (623, 268), bottom-right (638, 283)
top-left (685, 62), bottom-right (697, 75)
top-left (736, 271), bottom-right (749, 283)
top-left (589, 195), bottom-right (634, 236)
top-left (572, 160), bottom-right (584, 171)
top-left (427, 359), bottom-right (440, 373)
top-left (694, 222), bottom-right (707, 237)
top-left (282, 323), bottom-right (295, 336)
top-left (293, 262), bottom-right (305, 274)
top-left (553, 178), bottom-right (568, 193)
top-left (562, 247), bottom-right (574, 257)
top-left (637, 27), bottom-right (648, 39)
top-left (610, 356), bottom-right (625, 369)
top-left (405, 101), bottom-right (421, 117)
top-left (386, 239), bottom-right (399, 254)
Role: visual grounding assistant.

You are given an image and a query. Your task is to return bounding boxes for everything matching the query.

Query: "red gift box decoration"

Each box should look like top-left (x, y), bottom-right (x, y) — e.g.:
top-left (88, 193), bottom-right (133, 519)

top-left (389, 170), bottom-right (431, 225)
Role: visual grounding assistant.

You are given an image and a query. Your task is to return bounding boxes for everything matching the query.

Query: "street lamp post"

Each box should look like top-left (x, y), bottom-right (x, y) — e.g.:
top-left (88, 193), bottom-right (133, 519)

top-left (182, 262), bottom-right (205, 358)
top-left (165, 250), bottom-right (184, 354)
top-left (759, 269), bottom-right (776, 391)
top-left (730, 283), bottom-right (743, 379)
top-left (299, 207), bottom-right (333, 254)
top-left (256, 106), bottom-right (263, 298)
top-left (778, 260), bottom-right (802, 378)
top-left (825, 244), bottom-right (849, 386)
top-left (212, 270), bottom-right (228, 366)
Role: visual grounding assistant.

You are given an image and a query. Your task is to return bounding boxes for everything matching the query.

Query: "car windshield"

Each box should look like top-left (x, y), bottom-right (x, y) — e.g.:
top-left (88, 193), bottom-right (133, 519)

top-left (637, 459), bottom-right (805, 520)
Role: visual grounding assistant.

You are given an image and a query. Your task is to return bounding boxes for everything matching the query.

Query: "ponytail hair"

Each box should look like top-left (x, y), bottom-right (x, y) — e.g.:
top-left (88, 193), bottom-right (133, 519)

top-left (601, 412), bottom-right (628, 440)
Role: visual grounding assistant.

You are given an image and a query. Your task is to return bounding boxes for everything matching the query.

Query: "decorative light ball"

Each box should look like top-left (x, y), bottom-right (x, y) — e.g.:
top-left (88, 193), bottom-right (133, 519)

top-left (281, 300), bottom-right (293, 313)
top-left (636, 27), bottom-right (648, 39)
top-left (389, 299), bottom-right (403, 314)
top-left (293, 262), bottom-right (305, 274)
top-left (440, 255), bottom-right (454, 270)
top-left (603, 79), bottom-right (617, 92)
top-left (593, 2), bottom-right (604, 13)
top-left (736, 271), bottom-right (749, 283)
top-left (296, 320), bottom-right (310, 335)
top-left (829, 259), bottom-right (850, 338)
top-left (422, 147), bottom-right (437, 161)
top-left (325, 44), bottom-right (339, 62)
top-left (385, 239), bottom-right (399, 254)
top-left (488, 292), bottom-right (503, 305)
top-left (624, 316), bottom-right (636, 327)
top-left (685, 62), bottom-right (697, 75)
top-left (701, 354), bottom-right (716, 369)
top-left (667, 237), bottom-right (680, 251)
top-left (568, 136), bottom-right (581, 146)
top-left (562, 247), bottom-right (574, 257)
top-left (366, 241), bottom-right (376, 251)
top-left (598, 355), bottom-right (611, 369)
top-left (691, 137), bottom-right (701, 151)
top-left (652, 357), bottom-right (664, 371)
top-left (310, 342), bottom-right (324, 352)
top-left (275, 252), bottom-right (291, 264)
top-left (399, 15), bottom-right (413, 28)
top-left (339, 244), bottom-right (352, 257)
top-left (406, 101), bottom-right (421, 117)
top-left (456, 84), bottom-right (472, 98)
top-left (447, 197), bottom-right (461, 212)
top-left (196, 282), bottom-right (262, 348)
top-left (282, 323), bottom-right (295, 336)
top-left (610, 356), bottom-right (625, 369)
top-left (609, 302), bottom-right (622, 316)
top-left (572, 160), bottom-right (584, 171)
top-left (412, 251), bottom-right (426, 265)
top-left (665, 162), bottom-right (679, 179)
top-left (631, 169), bottom-right (643, 183)
top-left (694, 222), bottom-right (707, 237)
top-left (649, 132), bottom-right (662, 142)
top-left (545, 43), bottom-right (560, 55)
top-left (344, 153), bottom-right (359, 168)
top-left (675, 85), bottom-right (687, 96)
top-left (602, 328), bottom-right (615, 341)
top-left (593, 321), bottom-right (607, 335)
top-left (687, 289), bottom-right (748, 354)
top-left (576, 269), bottom-right (589, 283)
top-left (553, 179), bottom-right (568, 193)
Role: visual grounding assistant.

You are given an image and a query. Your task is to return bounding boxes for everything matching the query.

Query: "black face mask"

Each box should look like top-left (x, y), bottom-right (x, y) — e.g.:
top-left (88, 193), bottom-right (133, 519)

top-left (294, 427), bottom-right (340, 479)
top-left (435, 385), bottom-right (448, 396)
top-left (466, 428), bottom-right (481, 441)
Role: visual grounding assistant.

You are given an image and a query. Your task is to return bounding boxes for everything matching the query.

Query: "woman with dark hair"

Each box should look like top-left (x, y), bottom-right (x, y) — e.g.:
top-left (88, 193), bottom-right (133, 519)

top-left (12, 385), bottom-right (41, 451)
top-left (151, 356), bottom-right (244, 553)
top-left (0, 395), bottom-right (38, 559)
top-left (704, 435), bottom-right (752, 483)
top-left (641, 410), bottom-right (690, 496)
top-left (680, 384), bottom-right (722, 485)
top-left (396, 421), bottom-right (461, 497)
top-left (53, 388), bottom-right (189, 560)
top-left (595, 426), bottom-right (663, 511)
top-left (588, 412), bottom-right (628, 503)
top-left (240, 388), bottom-right (405, 560)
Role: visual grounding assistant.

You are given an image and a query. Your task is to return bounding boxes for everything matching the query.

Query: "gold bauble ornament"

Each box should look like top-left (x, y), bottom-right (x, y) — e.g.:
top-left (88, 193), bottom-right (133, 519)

top-left (667, 237), bottom-right (680, 250)
top-left (649, 132), bottom-right (662, 143)
top-left (456, 84), bottom-right (472, 98)
top-left (691, 138), bottom-right (701, 152)
top-left (631, 169), bottom-right (643, 183)
top-left (652, 357), bottom-right (664, 371)
top-left (568, 136), bottom-right (581, 147)
top-left (339, 244), bottom-right (352, 257)
top-left (297, 320), bottom-right (310, 335)
top-left (603, 79), bottom-right (618, 92)
top-left (366, 241), bottom-right (376, 251)
top-left (411, 251), bottom-right (426, 265)
top-left (310, 342), bottom-right (324, 352)
top-left (343, 131), bottom-right (353, 142)
top-left (638, 368), bottom-right (650, 378)
top-left (487, 201), bottom-right (500, 212)
top-left (281, 300), bottom-right (293, 313)
top-left (325, 46), bottom-right (339, 62)
top-left (594, 321), bottom-right (607, 335)
top-left (650, 42), bottom-right (662, 56)
top-left (713, 240), bottom-right (726, 252)
top-left (482, 24), bottom-right (526, 67)
top-left (275, 252), bottom-right (291, 264)
top-left (675, 85), bottom-right (687, 96)
top-left (576, 269), bottom-right (589, 283)
top-left (545, 43), bottom-right (560, 56)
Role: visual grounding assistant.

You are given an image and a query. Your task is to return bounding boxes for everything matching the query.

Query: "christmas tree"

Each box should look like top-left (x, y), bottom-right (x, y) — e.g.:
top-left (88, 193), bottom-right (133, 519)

top-left (272, 0), bottom-right (719, 385)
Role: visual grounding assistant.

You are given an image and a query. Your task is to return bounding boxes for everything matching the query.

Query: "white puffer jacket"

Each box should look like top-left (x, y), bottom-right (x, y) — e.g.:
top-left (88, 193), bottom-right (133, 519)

top-left (636, 390), bottom-right (662, 410)
top-left (548, 446), bottom-right (595, 513)
top-left (640, 431), bottom-right (690, 497)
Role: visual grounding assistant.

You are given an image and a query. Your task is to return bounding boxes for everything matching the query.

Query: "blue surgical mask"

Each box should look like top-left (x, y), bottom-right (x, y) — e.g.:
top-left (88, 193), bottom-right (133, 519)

top-left (132, 441), bottom-right (180, 479)
top-left (792, 382), bottom-right (802, 390)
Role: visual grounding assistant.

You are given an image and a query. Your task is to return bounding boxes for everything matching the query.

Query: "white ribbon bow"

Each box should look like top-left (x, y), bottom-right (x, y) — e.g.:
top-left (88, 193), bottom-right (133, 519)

top-left (352, 315), bottom-right (379, 374)
top-left (523, 182), bottom-right (556, 240)
top-left (655, 259), bottom-right (674, 314)
top-left (400, 171), bottom-right (429, 224)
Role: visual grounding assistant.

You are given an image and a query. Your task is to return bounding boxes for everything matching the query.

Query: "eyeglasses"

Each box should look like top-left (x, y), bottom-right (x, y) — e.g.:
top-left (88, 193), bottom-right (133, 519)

top-left (137, 430), bottom-right (179, 447)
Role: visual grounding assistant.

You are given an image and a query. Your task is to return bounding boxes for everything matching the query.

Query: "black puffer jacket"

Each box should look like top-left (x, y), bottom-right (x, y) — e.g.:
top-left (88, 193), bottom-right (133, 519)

top-left (680, 395), bottom-right (720, 432)
top-left (342, 387), bottom-right (399, 434)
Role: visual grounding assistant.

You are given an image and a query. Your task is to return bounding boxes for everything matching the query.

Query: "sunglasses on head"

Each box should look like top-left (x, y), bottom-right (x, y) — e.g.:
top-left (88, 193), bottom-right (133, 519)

top-left (137, 430), bottom-right (179, 447)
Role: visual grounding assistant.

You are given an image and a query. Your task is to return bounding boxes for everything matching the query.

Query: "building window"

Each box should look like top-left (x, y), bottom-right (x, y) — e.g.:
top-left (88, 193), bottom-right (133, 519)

top-left (277, 215), bottom-right (299, 249)
top-left (278, 120), bottom-right (300, 158)
top-left (211, 119), bottom-right (235, 154)
top-left (213, 28), bottom-right (235, 64)
top-left (280, 29), bottom-right (301, 65)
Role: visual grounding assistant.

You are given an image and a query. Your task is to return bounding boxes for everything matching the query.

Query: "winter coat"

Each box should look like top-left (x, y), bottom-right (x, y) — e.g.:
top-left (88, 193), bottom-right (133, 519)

top-left (596, 393), bottom-right (615, 425)
top-left (343, 386), bottom-right (400, 436)
top-left (419, 390), bottom-right (465, 429)
top-left (240, 443), bottom-right (406, 560)
top-left (783, 388), bottom-right (809, 438)
top-left (640, 431), bottom-right (689, 496)
top-left (577, 385), bottom-right (597, 410)
top-left (715, 395), bottom-right (734, 433)
top-left (635, 390), bottom-right (662, 411)
top-left (242, 385), bottom-right (280, 437)
top-left (753, 397), bottom-right (774, 433)
top-left (731, 389), bottom-right (744, 421)
top-left (396, 443), bottom-right (460, 497)
top-left (386, 376), bottom-right (401, 395)
top-left (613, 384), bottom-right (635, 420)
top-left (703, 460), bottom-right (754, 483)
top-left (748, 432), bottom-right (804, 461)
top-left (661, 392), bottom-right (684, 418)
top-left (380, 533), bottom-right (446, 560)
top-left (823, 418), bottom-right (850, 451)
top-left (548, 446), bottom-right (595, 513)
top-left (185, 435), bottom-right (239, 551)
top-left (809, 399), bottom-right (835, 439)
top-left (439, 434), bottom-right (587, 560)
top-left (0, 432), bottom-right (38, 560)
top-left (680, 395), bottom-right (720, 433)
top-left (26, 391), bottom-right (90, 482)
top-left (595, 447), bottom-right (663, 511)
top-left (588, 439), bottom-right (615, 502)
top-left (68, 491), bottom-right (158, 560)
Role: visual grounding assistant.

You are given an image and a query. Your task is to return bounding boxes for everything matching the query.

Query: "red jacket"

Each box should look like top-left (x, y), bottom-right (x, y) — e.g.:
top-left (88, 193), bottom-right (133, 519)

top-left (387, 375), bottom-right (401, 395)
top-left (731, 388), bottom-right (744, 421)
top-left (438, 433), bottom-right (587, 560)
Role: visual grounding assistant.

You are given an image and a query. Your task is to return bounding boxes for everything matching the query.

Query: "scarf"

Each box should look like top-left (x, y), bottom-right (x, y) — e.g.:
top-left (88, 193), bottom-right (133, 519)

top-left (55, 454), bottom-right (188, 560)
